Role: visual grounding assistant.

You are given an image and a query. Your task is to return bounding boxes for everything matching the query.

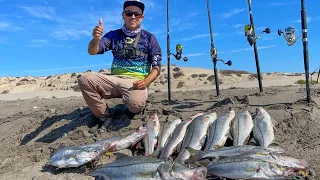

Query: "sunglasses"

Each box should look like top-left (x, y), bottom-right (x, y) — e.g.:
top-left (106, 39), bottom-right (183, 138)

top-left (123, 10), bottom-right (142, 18)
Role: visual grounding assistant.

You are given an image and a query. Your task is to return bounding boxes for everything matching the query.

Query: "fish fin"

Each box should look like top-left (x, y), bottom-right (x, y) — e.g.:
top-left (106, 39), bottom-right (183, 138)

top-left (136, 170), bottom-right (158, 178)
top-left (215, 145), bottom-right (224, 149)
top-left (185, 147), bottom-right (202, 163)
top-left (195, 159), bottom-right (211, 167)
top-left (176, 142), bottom-right (182, 152)
top-left (114, 153), bottom-right (130, 160)
top-left (247, 137), bottom-right (258, 146)
top-left (244, 136), bottom-right (250, 145)
top-left (186, 147), bottom-right (199, 156)
top-left (245, 168), bottom-right (258, 173)
top-left (269, 142), bottom-right (280, 147)
top-left (105, 151), bottom-right (113, 156)
top-left (200, 136), bottom-right (207, 147)
top-left (153, 138), bottom-right (158, 147)
top-left (230, 119), bottom-right (234, 140)
top-left (135, 142), bottom-right (143, 149)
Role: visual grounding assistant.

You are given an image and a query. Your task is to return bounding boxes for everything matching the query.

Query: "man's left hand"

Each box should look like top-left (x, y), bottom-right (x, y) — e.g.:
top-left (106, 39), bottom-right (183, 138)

top-left (133, 80), bottom-right (148, 90)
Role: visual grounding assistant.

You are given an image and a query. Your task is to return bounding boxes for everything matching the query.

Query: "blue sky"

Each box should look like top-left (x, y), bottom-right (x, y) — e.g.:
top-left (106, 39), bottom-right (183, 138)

top-left (0, 0), bottom-right (320, 77)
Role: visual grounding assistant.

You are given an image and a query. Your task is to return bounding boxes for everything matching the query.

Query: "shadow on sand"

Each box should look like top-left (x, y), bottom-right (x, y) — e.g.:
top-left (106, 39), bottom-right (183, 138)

top-left (20, 107), bottom-right (101, 145)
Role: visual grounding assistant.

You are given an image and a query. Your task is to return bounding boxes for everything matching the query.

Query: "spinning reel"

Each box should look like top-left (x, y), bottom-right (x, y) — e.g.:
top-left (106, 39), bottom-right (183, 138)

top-left (244, 24), bottom-right (271, 46)
top-left (210, 47), bottom-right (232, 66)
top-left (171, 44), bottom-right (188, 62)
top-left (278, 26), bottom-right (301, 46)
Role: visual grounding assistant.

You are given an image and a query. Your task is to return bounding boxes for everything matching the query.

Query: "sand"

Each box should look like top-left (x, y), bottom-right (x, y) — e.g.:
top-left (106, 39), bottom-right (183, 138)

top-left (0, 66), bottom-right (319, 179)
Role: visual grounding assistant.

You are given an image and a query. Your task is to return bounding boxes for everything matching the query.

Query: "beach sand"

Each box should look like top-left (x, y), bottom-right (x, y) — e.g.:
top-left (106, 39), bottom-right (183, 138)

top-left (0, 66), bottom-right (319, 179)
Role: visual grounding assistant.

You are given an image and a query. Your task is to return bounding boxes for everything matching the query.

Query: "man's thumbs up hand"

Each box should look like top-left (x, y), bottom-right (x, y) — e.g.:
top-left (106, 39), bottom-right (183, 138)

top-left (92, 18), bottom-right (104, 40)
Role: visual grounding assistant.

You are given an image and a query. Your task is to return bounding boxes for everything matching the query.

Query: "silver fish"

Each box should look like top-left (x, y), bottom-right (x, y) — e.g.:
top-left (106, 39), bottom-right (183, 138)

top-left (152, 119), bottom-right (182, 158)
top-left (49, 136), bottom-right (120, 168)
top-left (90, 154), bottom-right (165, 180)
top-left (143, 112), bottom-right (161, 156)
top-left (108, 126), bottom-right (148, 152)
top-left (207, 156), bottom-right (299, 179)
top-left (239, 152), bottom-right (309, 170)
top-left (231, 110), bottom-right (254, 146)
top-left (253, 107), bottom-right (275, 147)
top-left (174, 113), bottom-right (217, 163)
top-left (204, 108), bottom-right (235, 151)
top-left (158, 161), bottom-right (208, 180)
top-left (186, 145), bottom-right (285, 163)
top-left (159, 113), bottom-right (204, 160)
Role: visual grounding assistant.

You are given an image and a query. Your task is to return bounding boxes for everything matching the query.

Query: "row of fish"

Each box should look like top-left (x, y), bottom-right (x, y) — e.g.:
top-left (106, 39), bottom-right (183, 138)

top-left (136, 107), bottom-right (308, 179)
top-left (145, 107), bottom-right (274, 163)
top-left (49, 107), bottom-right (309, 179)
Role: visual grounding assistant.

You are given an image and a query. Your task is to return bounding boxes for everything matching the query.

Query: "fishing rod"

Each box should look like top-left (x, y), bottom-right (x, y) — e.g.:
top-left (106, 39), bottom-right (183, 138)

top-left (244, 0), bottom-right (270, 93)
top-left (205, 0), bottom-right (232, 97)
top-left (310, 67), bottom-right (319, 83)
top-left (277, 0), bottom-right (311, 103)
top-left (166, 0), bottom-right (188, 101)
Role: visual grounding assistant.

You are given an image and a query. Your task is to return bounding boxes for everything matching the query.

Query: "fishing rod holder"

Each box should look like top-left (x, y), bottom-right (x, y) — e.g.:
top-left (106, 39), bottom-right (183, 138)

top-left (170, 44), bottom-right (188, 62)
top-left (244, 25), bottom-right (271, 46)
top-left (278, 26), bottom-right (301, 46)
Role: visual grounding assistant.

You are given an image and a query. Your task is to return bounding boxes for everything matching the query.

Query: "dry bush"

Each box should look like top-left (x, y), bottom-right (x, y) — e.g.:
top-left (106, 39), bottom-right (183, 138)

top-left (249, 73), bottom-right (263, 80)
top-left (207, 75), bottom-right (223, 85)
top-left (173, 71), bottom-right (184, 79)
top-left (220, 70), bottom-right (251, 77)
top-left (1, 90), bottom-right (9, 94)
top-left (173, 67), bottom-right (181, 72)
top-left (199, 73), bottom-right (208, 77)
top-left (191, 74), bottom-right (198, 78)
top-left (176, 81), bottom-right (185, 88)
top-left (71, 73), bottom-right (77, 78)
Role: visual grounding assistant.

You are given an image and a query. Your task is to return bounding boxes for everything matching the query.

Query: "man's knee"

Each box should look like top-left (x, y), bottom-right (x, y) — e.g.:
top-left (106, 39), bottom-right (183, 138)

top-left (78, 73), bottom-right (96, 88)
top-left (125, 96), bottom-right (147, 113)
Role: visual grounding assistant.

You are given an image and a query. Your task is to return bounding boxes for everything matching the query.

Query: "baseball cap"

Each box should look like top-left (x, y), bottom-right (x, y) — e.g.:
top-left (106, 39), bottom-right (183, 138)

top-left (123, 0), bottom-right (145, 13)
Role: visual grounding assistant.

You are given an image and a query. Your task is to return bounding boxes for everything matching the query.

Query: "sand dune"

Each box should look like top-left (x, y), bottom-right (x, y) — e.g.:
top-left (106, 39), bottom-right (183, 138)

top-left (0, 66), bottom-right (314, 101)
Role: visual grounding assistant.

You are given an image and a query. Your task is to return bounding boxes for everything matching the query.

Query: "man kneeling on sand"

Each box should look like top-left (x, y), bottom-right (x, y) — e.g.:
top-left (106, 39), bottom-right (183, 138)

top-left (78, 0), bottom-right (162, 131)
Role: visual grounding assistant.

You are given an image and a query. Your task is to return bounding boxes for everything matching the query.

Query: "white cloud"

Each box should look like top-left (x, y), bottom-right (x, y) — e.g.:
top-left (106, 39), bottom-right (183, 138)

top-left (28, 39), bottom-right (48, 47)
top-left (51, 28), bottom-right (91, 40)
top-left (20, 5), bottom-right (55, 20)
top-left (184, 53), bottom-right (208, 57)
top-left (230, 45), bottom-right (276, 53)
top-left (268, 2), bottom-right (286, 6)
top-left (181, 33), bottom-right (219, 41)
top-left (0, 21), bottom-right (24, 31)
top-left (293, 17), bottom-right (311, 23)
top-left (222, 8), bottom-right (245, 19)
top-left (0, 22), bottom-right (10, 29)
top-left (19, 4), bottom-right (122, 41)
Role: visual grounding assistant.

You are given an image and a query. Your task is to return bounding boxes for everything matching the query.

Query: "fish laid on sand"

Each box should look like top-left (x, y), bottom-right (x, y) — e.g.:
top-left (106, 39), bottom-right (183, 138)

top-left (204, 108), bottom-right (235, 151)
top-left (143, 112), bottom-right (161, 156)
top-left (152, 119), bottom-right (182, 158)
top-left (90, 154), bottom-right (208, 180)
top-left (157, 161), bottom-right (208, 180)
top-left (174, 112), bottom-right (217, 163)
top-left (239, 152), bottom-right (309, 170)
top-left (207, 156), bottom-right (303, 179)
top-left (253, 107), bottom-right (275, 147)
top-left (49, 136), bottom-right (120, 168)
top-left (231, 110), bottom-right (253, 146)
top-left (159, 113), bottom-right (204, 160)
top-left (108, 126), bottom-right (148, 152)
top-left (185, 145), bottom-right (285, 163)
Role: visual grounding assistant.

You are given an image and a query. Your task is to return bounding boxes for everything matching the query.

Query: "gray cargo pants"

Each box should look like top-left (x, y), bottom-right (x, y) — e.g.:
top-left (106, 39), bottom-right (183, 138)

top-left (78, 73), bottom-right (148, 119)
